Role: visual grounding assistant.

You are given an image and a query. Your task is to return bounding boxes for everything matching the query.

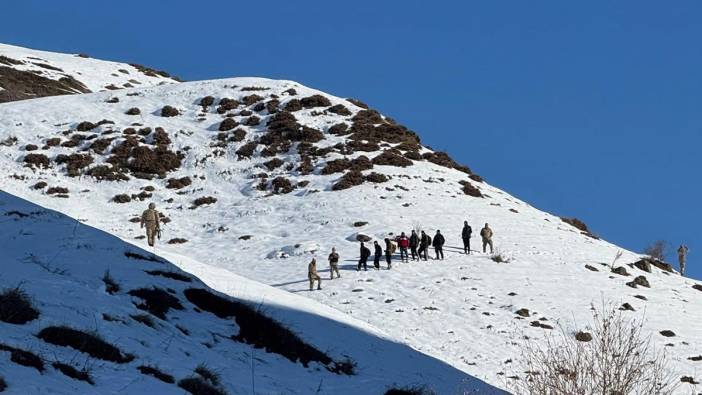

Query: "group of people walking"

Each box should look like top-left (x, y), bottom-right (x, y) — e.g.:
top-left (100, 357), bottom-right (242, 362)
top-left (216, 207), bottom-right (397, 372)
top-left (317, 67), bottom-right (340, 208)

top-left (307, 222), bottom-right (497, 291)
top-left (133, 204), bottom-right (693, 291)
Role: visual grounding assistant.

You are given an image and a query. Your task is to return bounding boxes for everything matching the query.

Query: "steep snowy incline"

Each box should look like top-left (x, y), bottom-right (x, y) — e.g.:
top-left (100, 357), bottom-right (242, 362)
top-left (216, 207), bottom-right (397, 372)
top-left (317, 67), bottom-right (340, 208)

top-left (0, 43), bottom-right (179, 103)
top-left (0, 190), bottom-right (497, 394)
top-left (0, 77), bottom-right (701, 392)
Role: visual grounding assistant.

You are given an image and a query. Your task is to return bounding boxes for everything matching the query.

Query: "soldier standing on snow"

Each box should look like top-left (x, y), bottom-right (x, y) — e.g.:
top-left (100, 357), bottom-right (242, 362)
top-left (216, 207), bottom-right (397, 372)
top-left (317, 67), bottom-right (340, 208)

top-left (384, 238), bottom-right (393, 269)
top-left (409, 230), bottom-right (419, 260)
top-left (480, 223), bottom-right (494, 254)
top-left (308, 258), bottom-right (322, 291)
top-left (433, 230), bottom-right (445, 260)
top-left (140, 202), bottom-right (161, 247)
top-left (678, 244), bottom-right (689, 276)
top-left (358, 242), bottom-right (371, 271)
top-left (462, 221), bottom-right (472, 254)
top-left (328, 247), bottom-right (341, 279)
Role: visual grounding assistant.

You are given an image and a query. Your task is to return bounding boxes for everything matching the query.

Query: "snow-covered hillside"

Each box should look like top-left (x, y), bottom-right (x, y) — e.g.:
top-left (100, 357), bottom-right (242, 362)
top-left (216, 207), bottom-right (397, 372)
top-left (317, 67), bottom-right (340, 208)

top-left (0, 43), bottom-right (178, 103)
top-left (0, 74), bottom-right (701, 393)
top-left (0, 191), bottom-right (497, 394)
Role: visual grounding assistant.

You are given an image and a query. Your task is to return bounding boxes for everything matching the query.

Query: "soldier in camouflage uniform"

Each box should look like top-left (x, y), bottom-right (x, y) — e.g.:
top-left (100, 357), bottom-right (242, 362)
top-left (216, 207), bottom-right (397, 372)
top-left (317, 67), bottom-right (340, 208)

top-left (480, 223), bottom-right (494, 254)
top-left (308, 258), bottom-right (322, 291)
top-left (678, 244), bottom-right (689, 277)
top-left (140, 203), bottom-right (161, 247)
top-left (328, 247), bottom-right (341, 279)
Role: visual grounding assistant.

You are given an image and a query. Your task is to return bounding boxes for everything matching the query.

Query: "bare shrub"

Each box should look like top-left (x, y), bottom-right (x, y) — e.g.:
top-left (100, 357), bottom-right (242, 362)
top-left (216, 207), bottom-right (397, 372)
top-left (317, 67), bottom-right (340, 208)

top-left (241, 94), bottom-right (264, 106)
top-left (199, 96), bottom-right (215, 107)
top-left (0, 343), bottom-right (44, 372)
top-left (23, 153), bottom-right (50, 169)
top-left (384, 386), bottom-right (436, 395)
top-left (643, 240), bottom-right (668, 262)
top-left (270, 177), bottom-right (294, 194)
top-left (138, 365), bottom-right (175, 383)
top-left (300, 94), bottom-right (331, 108)
top-left (511, 302), bottom-right (678, 395)
top-left (332, 170), bottom-right (364, 190)
top-left (372, 151), bottom-right (413, 167)
top-left (102, 270), bottom-right (120, 294)
top-left (128, 287), bottom-right (184, 319)
top-left (459, 180), bottom-right (483, 197)
top-left (52, 362), bottom-right (94, 384)
top-left (166, 176), bottom-right (192, 189)
top-left (160, 105), bottom-right (180, 117)
top-left (192, 196), bottom-right (217, 208)
top-left (37, 326), bottom-right (134, 363)
top-left (218, 118), bottom-right (239, 131)
top-left (236, 141), bottom-right (257, 159)
top-left (216, 98), bottom-right (239, 113)
top-left (347, 97), bottom-right (369, 108)
top-left (560, 217), bottom-right (599, 239)
top-left (178, 376), bottom-right (227, 395)
top-left (328, 104), bottom-right (352, 116)
top-left (0, 287), bottom-right (40, 324)
top-left (111, 194), bottom-right (131, 203)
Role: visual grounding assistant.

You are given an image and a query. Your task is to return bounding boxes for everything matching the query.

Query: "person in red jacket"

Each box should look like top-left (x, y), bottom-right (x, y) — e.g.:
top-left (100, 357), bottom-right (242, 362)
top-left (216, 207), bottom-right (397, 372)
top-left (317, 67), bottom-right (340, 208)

top-left (398, 232), bottom-right (410, 262)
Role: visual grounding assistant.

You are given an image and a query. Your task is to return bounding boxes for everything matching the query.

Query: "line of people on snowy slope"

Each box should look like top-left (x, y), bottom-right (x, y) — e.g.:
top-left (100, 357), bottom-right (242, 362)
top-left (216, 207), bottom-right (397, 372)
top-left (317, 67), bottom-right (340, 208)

top-left (134, 203), bottom-right (693, 291)
top-left (307, 222), bottom-right (495, 291)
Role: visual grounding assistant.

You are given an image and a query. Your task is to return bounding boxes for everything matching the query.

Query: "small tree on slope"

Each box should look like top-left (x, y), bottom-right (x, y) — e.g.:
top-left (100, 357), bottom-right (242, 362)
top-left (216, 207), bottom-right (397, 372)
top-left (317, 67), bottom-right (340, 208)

top-left (511, 303), bottom-right (678, 395)
top-left (644, 240), bottom-right (668, 262)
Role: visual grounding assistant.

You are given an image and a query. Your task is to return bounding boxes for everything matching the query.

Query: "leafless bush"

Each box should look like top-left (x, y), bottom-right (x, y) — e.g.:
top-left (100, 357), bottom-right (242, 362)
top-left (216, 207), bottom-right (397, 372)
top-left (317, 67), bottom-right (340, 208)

top-left (643, 240), bottom-right (668, 262)
top-left (511, 302), bottom-right (677, 395)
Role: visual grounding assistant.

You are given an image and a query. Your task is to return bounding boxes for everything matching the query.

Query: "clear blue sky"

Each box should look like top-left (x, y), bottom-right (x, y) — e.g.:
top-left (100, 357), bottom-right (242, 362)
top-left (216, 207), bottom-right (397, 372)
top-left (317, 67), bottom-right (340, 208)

top-left (2, 1), bottom-right (700, 278)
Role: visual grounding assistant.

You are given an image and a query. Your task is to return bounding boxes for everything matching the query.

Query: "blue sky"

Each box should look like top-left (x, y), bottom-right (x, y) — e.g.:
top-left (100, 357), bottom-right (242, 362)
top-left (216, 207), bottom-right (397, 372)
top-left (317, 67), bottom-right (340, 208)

top-left (2, 1), bottom-right (700, 278)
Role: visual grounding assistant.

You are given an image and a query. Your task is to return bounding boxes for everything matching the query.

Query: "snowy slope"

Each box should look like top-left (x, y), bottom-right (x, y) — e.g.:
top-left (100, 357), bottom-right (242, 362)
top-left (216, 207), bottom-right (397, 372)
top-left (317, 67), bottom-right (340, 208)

top-left (0, 76), bottom-right (701, 393)
top-left (0, 43), bottom-right (178, 102)
top-left (0, 191), bottom-right (497, 394)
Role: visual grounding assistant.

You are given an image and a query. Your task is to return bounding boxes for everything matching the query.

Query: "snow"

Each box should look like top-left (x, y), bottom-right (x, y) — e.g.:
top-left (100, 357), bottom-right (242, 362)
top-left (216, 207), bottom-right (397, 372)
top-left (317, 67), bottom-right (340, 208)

top-left (0, 43), bottom-right (178, 93)
top-left (0, 75), bottom-right (700, 393)
top-left (0, 191), bottom-right (497, 394)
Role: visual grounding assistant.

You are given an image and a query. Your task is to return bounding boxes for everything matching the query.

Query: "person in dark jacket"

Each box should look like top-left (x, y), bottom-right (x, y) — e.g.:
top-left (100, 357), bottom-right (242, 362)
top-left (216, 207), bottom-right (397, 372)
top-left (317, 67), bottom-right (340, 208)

top-left (358, 242), bottom-right (370, 271)
top-left (433, 230), bottom-right (445, 260)
top-left (461, 221), bottom-right (472, 254)
top-left (409, 230), bottom-right (419, 260)
top-left (384, 238), bottom-right (393, 269)
top-left (373, 241), bottom-right (382, 270)
top-left (418, 231), bottom-right (430, 261)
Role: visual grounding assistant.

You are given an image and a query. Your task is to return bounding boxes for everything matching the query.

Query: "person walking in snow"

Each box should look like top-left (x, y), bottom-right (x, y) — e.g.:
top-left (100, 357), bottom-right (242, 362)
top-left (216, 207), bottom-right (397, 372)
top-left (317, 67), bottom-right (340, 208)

top-left (678, 244), bottom-right (689, 276)
top-left (480, 223), bottom-right (494, 254)
top-left (384, 238), bottom-right (393, 269)
top-left (373, 241), bottom-right (382, 270)
top-left (398, 232), bottom-right (410, 262)
top-left (461, 221), bottom-right (472, 254)
top-left (433, 230), bottom-right (445, 260)
top-left (140, 202), bottom-right (162, 247)
top-left (308, 258), bottom-right (322, 291)
top-left (358, 242), bottom-right (371, 271)
top-left (418, 230), bottom-right (430, 261)
top-left (328, 247), bottom-right (341, 279)
top-left (409, 230), bottom-right (419, 261)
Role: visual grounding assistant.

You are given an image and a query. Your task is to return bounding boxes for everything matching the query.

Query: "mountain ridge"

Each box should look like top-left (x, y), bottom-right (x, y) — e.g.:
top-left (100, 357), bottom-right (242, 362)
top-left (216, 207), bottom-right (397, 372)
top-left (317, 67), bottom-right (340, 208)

top-left (0, 44), bottom-right (700, 393)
